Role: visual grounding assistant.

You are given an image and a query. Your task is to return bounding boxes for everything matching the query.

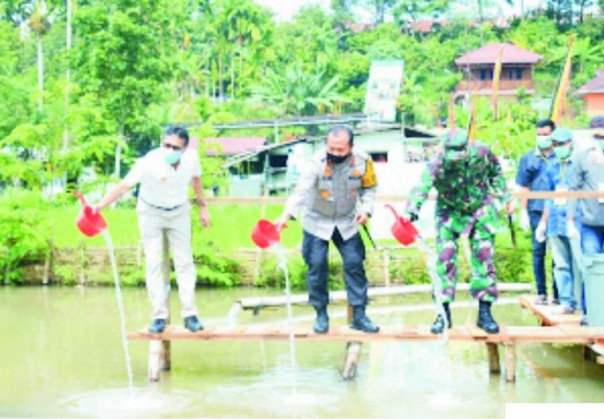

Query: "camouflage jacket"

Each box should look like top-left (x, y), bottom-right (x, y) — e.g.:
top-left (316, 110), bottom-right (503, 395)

top-left (406, 141), bottom-right (511, 216)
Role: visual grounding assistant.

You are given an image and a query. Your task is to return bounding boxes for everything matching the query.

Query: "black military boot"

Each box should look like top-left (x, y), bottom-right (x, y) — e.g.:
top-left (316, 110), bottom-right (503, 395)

top-left (477, 301), bottom-right (499, 334)
top-left (313, 306), bottom-right (329, 334)
top-left (430, 303), bottom-right (451, 335)
top-left (351, 306), bottom-right (379, 333)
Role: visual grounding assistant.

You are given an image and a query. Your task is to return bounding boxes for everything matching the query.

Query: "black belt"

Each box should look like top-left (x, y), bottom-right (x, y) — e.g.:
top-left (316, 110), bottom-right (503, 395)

top-left (141, 197), bottom-right (184, 211)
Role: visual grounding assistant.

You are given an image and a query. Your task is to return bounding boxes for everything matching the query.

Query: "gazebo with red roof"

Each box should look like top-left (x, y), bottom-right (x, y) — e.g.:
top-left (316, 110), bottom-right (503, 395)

top-left (454, 42), bottom-right (543, 99)
top-left (576, 70), bottom-right (604, 118)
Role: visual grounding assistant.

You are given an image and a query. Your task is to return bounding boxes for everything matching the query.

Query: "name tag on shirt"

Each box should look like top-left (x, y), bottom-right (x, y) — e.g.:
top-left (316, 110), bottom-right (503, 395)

top-left (554, 185), bottom-right (567, 207)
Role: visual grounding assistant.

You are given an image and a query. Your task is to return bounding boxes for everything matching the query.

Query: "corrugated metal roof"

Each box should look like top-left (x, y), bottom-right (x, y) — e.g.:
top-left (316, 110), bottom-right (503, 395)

top-left (455, 42), bottom-right (543, 65)
top-left (201, 137), bottom-right (267, 156)
top-left (577, 70), bottom-right (604, 95)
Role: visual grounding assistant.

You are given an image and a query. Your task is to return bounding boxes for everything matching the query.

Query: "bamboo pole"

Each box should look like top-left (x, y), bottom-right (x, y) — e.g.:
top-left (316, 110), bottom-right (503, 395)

top-left (342, 306), bottom-right (363, 380)
top-left (79, 239), bottom-right (86, 286)
top-left (504, 343), bottom-right (516, 382)
top-left (197, 190), bottom-right (604, 205)
top-left (382, 249), bottom-right (391, 287)
top-left (149, 233), bottom-right (171, 382)
top-left (42, 239), bottom-right (53, 285)
top-left (161, 233), bottom-right (171, 371)
top-left (486, 342), bottom-right (501, 374)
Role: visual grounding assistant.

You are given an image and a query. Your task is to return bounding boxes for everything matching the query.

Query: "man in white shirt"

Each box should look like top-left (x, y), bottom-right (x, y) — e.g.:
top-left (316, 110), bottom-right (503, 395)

top-left (95, 126), bottom-right (210, 333)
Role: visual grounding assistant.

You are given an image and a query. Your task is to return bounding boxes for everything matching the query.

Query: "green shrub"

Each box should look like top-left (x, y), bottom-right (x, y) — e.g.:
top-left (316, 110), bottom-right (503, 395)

top-left (254, 254), bottom-right (346, 291)
top-left (194, 246), bottom-right (243, 287)
top-left (0, 188), bottom-right (49, 284)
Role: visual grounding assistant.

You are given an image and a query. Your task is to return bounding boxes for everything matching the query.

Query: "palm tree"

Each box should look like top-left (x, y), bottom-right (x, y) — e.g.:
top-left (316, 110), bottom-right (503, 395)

top-left (24, 0), bottom-right (53, 112)
top-left (252, 63), bottom-right (348, 117)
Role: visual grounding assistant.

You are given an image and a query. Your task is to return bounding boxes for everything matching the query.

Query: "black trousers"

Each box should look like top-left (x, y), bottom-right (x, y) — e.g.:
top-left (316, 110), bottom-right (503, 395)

top-left (302, 229), bottom-right (368, 308)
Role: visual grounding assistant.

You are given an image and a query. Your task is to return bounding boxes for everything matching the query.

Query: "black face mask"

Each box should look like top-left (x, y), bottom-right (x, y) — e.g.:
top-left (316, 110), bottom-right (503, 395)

top-left (327, 152), bottom-right (349, 164)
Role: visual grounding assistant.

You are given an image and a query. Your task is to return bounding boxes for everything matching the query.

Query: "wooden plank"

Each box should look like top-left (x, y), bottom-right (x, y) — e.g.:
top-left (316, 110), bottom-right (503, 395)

top-left (128, 325), bottom-right (604, 344)
top-left (200, 191), bottom-right (604, 206)
top-left (238, 284), bottom-right (532, 311)
top-left (518, 295), bottom-right (582, 327)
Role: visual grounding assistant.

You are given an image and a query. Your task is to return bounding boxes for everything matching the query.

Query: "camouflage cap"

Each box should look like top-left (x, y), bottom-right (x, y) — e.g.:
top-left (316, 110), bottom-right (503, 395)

top-left (442, 129), bottom-right (469, 150)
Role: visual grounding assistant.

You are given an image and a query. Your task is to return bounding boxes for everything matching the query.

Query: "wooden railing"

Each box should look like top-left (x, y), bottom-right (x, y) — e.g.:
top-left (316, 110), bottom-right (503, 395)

top-left (202, 190), bottom-right (604, 205)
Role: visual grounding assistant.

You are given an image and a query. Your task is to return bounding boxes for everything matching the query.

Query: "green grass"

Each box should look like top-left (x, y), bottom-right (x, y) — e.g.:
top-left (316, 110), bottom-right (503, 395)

top-left (40, 203), bottom-right (533, 254)
top-left (30, 202), bottom-right (536, 286)
top-left (40, 203), bottom-right (307, 251)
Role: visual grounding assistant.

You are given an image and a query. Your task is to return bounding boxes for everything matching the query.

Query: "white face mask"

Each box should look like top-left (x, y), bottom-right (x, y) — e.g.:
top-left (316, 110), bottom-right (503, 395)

top-left (536, 135), bottom-right (552, 150)
top-left (162, 147), bottom-right (183, 165)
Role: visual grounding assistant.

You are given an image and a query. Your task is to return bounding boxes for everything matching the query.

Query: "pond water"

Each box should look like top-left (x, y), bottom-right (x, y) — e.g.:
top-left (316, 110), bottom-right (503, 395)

top-left (1, 286), bottom-right (604, 418)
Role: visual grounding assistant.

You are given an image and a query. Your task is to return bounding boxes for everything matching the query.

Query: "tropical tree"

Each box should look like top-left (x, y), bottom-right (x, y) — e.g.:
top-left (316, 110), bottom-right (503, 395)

top-left (252, 63), bottom-right (348, 118)
top-left (73, 0), bottom-right (174, 176)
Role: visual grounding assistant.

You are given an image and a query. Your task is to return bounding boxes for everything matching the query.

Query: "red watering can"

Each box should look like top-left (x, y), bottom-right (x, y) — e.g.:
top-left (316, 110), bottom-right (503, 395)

top-left (74, 192), bottom-right (107, 237)
top-left (384, 204), bottom-right (419, 246)
top-left (251, 219), bottom-right (285, 249)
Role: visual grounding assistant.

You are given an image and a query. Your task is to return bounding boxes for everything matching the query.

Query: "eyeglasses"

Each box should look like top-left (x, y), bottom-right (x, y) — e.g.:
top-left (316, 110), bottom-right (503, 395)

top-left (163, 143), bottom-right (184, 151)
top-left (552, 141), bottom-right (570, 148)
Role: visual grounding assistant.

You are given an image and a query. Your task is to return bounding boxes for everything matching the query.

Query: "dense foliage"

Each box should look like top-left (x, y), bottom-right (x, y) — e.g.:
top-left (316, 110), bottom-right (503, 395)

top-left (1, 0), bottom-right (603, 191)
top-left (0, 1), bottom-right (602, 283)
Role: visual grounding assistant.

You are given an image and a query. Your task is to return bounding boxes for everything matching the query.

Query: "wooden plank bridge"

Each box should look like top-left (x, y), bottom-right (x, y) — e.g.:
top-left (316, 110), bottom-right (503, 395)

top-left (128, 324), bottom-right (604, 344)
top-left (128, 295), bottom-right (604, 383)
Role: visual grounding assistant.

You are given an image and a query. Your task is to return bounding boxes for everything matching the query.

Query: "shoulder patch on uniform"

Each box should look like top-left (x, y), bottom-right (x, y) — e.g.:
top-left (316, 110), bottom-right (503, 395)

top-left (354, 150), bottom-right (370, 161)
top-left (361, 158), bottom-right (378, 188)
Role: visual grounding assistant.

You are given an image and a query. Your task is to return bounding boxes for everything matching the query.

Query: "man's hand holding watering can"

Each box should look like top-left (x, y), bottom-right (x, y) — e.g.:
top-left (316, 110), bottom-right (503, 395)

top-left (354, 212), bottom-right (370, 225)
top-left (504, 199), bottom-right (516, 216)
top-left (275, 212), bottom-right (291, 232)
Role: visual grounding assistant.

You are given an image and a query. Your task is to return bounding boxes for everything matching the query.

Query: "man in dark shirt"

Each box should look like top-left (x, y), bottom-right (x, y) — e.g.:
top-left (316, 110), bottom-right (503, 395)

top-left (516, 119), bottom-right (558, 305)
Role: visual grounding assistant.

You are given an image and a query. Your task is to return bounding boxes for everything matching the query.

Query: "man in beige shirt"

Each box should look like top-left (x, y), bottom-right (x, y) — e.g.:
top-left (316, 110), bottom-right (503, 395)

top-left (95, 126), bottom-right (210, 333)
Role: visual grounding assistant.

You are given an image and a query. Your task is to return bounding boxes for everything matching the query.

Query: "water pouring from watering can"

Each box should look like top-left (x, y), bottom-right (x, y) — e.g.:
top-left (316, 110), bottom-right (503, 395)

top-left (74, 191), bottom-right (107, 238)
top-left (384, 204), bottom-right (450, 337)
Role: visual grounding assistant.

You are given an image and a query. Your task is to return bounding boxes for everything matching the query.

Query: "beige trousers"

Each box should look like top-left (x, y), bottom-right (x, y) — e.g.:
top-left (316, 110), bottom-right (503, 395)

top-left (137, 201), bottom-right (198, 320)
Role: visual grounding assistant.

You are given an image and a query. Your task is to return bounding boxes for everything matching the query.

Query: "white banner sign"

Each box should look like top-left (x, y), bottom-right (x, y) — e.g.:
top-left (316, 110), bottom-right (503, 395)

top-left (364, 60), bottom-right (405, 122)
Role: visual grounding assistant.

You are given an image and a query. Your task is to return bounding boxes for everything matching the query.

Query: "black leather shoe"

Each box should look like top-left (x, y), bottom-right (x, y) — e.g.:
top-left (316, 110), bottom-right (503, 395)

top-left (184, 315), bottom-right (204, 332)
top-left (477, 301), bottom-right (499, 334)
top-left (430, 303), bottom-right (452, 335)
top-left (148, 319), bottom-right (166, 334)
top-left (351, 306), bottom-right (379, 333)
top-left (313, 306), bottom-right (329, 334)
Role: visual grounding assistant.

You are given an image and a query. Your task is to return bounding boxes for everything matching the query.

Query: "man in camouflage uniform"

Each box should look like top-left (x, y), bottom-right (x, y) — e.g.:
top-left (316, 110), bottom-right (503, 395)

top-left (405, 129), bottom-right (514, 334)
top-left (276, 126), bottom-right (379, 334)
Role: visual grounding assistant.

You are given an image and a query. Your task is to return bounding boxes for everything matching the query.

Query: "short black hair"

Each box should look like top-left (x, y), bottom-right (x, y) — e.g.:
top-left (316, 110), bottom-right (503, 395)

top-left (163, 125), bottom-right (190, 146)
top-left (536, 119), bottom-right (556, 131)
top-left (327, 125), bottom-right (354, 146)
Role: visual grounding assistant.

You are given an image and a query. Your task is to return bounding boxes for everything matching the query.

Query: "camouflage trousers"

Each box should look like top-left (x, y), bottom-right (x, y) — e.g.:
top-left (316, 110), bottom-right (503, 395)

top-left (434, 205), bottom-right (500, 303)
